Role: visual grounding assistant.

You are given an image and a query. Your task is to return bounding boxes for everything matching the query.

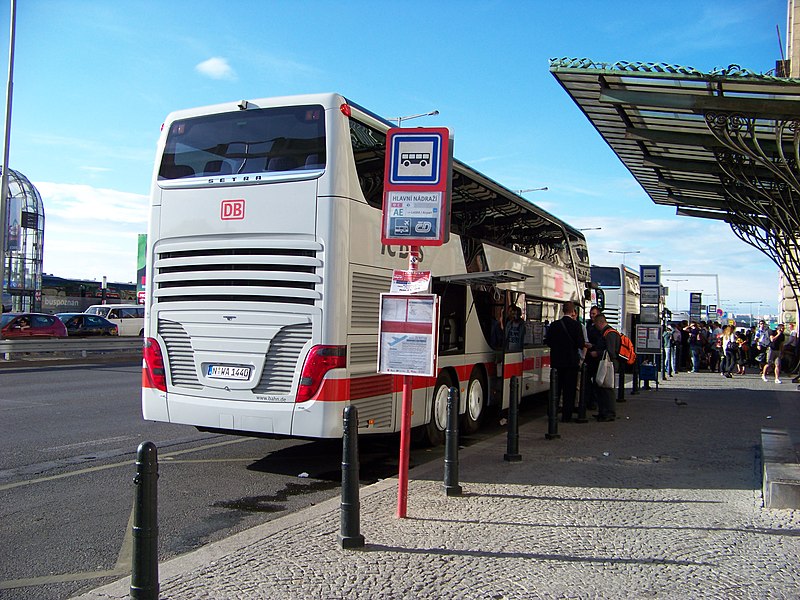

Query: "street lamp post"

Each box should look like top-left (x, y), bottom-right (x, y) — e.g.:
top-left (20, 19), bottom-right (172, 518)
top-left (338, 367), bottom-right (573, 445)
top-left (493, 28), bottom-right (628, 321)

top-left (608, 249), bottom-right (640, 265)
top-left (389, 110), bottom-right (439, 128)
top-left (0, 0), bottom-right (17, 312)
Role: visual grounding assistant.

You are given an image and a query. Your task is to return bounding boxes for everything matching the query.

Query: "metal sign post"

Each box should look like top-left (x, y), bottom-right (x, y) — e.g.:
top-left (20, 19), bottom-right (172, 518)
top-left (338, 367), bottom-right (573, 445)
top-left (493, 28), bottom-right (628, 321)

top-left (398, 247), bottom-right (419, 518)
top-left (379, 126), bottom-right (452, 519)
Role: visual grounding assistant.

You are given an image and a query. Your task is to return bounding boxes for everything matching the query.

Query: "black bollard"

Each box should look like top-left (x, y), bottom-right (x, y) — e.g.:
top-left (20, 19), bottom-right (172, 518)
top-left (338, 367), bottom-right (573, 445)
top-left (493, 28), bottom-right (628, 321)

top-left (546, 369), bottom-right (561, 440)
top-left (575, 362), bottom-right (588, 423)
top-left (339, 405), bottom-right (365, 549)
top-left (617, 361), bottom-right (626, 402)
top-left (504, 376), bottom-right (522, 461)
top-left (131, 442), bottom-right (159, 600)
top-left (444, 387), bottom-right (463, 494)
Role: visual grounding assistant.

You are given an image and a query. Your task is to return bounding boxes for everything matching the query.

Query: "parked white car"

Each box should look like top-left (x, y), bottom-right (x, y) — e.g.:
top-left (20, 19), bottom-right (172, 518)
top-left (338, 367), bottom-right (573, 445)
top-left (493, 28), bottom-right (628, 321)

top-left (84, 304), bottom-right (144, 336)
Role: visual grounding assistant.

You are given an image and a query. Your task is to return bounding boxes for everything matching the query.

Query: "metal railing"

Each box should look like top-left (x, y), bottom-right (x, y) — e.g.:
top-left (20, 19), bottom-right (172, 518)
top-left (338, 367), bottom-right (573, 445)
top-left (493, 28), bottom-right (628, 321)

top-left (0, 337), bottom-right (142, 360)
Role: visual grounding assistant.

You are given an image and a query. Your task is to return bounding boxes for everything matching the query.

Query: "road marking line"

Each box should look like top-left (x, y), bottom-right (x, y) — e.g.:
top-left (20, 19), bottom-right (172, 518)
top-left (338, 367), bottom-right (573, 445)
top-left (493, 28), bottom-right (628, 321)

top-left (161, 457), bottom-right (261, 463)
top-left (0, 567), bottom-right (126, 590)
top-left (115, 505), bottom-right (135, 571)
top-left (42, 435), bottom-right (137, 452)
top-left (0, 437), bottom-right (252, 492)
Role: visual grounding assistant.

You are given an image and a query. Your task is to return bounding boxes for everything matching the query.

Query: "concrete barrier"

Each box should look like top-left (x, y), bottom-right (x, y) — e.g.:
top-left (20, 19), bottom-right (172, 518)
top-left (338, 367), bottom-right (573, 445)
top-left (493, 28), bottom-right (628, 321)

top-left (0, 337), bottom-right (142, 362)
top-left (761, 427), bottom-right (800, 509)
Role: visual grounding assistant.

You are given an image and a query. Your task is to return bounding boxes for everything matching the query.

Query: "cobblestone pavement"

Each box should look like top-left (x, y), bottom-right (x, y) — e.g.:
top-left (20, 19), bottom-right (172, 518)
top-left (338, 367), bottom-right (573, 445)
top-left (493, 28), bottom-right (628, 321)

top-left (77, 371), bottom-right (800, 599)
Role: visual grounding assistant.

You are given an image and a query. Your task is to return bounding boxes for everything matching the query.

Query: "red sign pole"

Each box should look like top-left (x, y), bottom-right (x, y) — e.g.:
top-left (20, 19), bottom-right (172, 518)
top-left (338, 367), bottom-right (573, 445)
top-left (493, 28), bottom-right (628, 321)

top-left (396, 245), bottom-right (420, 518)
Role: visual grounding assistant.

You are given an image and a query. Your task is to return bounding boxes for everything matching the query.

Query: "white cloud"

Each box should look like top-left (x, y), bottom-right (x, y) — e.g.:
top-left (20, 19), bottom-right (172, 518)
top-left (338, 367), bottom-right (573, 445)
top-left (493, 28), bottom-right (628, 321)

top-left (195, 57), bottom-right (236, 81)
top-left (34, 182), bottom-right (148, 283)
top-left (570, 214), bottom-right (781, 313)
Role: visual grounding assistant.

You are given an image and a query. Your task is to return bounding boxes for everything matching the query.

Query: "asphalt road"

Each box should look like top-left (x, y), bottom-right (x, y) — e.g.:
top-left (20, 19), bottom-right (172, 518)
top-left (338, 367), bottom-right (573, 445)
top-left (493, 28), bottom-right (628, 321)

top-left (0, 360), bottom-right (543, 599)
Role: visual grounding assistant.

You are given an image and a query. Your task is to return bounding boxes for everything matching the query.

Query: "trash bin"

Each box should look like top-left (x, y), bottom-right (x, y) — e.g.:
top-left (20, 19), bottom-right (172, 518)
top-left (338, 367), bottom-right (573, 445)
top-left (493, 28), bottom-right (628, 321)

top-left (639, 363), bottom-right (658, 389)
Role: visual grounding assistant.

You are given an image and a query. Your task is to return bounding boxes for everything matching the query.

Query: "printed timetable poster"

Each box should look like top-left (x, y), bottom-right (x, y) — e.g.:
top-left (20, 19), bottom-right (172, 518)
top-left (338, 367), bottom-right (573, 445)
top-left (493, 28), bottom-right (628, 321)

top-left (378, 293), bottom-right (438, 377)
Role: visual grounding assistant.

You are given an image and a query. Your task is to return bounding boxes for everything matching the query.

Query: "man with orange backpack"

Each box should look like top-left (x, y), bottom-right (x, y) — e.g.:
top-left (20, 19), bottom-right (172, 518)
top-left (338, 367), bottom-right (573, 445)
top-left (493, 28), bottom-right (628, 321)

top-left (591, 312), bottom-right (622, 422)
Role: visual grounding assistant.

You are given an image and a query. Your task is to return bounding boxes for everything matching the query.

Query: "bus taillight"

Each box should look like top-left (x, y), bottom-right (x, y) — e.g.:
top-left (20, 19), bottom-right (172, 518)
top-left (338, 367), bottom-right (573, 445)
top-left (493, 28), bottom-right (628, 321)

top-left (143, 337), bottom-right (167, 392)
top-left (296, 345), bottom-right (347, 403)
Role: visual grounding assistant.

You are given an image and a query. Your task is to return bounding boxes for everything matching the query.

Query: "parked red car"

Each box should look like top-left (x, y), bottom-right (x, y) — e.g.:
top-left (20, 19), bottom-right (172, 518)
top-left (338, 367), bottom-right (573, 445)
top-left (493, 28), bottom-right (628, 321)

top-left (0, 313), bottom-right (68, 338)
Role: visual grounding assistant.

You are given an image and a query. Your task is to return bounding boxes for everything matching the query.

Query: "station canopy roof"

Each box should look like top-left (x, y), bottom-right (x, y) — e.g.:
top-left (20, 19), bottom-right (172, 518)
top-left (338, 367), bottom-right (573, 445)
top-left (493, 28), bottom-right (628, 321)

top-left (548, 58), bottom-right (800, 223)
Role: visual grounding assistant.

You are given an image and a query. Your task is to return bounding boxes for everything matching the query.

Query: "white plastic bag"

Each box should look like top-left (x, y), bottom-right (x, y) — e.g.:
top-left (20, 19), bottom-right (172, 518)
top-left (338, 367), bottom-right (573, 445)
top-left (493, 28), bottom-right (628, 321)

top-left (596, 351), bottom-right (616, 389)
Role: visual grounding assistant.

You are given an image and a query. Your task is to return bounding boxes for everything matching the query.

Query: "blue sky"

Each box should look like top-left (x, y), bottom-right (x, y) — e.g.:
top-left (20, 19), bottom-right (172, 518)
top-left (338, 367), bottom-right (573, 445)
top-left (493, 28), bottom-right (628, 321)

top-left (0, 0), bottom-right (788, 315)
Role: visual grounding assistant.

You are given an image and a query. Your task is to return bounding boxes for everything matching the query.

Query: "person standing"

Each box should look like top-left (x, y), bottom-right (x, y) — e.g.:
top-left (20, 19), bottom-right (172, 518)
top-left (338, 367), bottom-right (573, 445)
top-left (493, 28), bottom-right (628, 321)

top-left (584, 305), bottom-right (603, 410)
top-left (592, 313), bottom-right (621, 422)
top-left (762, 323), bottom-right (785, 384)
top-left (754, 320), bottom-right (771, 372)
top-left (545, 301), bottom-right (586, 423)
top-left (662, 325), bottom-right (675, 378)
top-left (688, 322), bottom-right (705, 373)
top-left (504, 305), bottom-right (526, 352)
top-left (720, 325), bottom-right (735, 378)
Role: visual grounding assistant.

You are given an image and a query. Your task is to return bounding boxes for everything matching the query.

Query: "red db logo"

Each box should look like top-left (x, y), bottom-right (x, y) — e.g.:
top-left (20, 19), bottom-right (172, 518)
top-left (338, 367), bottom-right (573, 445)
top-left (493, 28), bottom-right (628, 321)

top-left (221, 199), bottom-right (245, 220)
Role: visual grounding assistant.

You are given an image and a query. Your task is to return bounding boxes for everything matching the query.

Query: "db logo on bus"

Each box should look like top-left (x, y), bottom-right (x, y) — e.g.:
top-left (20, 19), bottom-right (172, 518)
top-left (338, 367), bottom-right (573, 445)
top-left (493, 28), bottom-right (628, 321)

top-left (221, 199), bottom-right (245, 220)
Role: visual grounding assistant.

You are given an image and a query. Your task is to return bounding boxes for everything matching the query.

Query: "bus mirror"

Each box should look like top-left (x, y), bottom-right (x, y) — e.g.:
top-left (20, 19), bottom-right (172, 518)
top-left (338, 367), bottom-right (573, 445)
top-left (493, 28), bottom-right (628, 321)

top-left (584, 288), bottom-right (592, 301)
top-left (596, 289), bottom-right (605, 310)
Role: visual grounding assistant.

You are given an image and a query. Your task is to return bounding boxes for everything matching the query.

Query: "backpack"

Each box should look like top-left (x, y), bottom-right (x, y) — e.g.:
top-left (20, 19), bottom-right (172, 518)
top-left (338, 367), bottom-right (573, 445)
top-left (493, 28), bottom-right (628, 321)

top-left (603, 327), bottom-right (637, 366)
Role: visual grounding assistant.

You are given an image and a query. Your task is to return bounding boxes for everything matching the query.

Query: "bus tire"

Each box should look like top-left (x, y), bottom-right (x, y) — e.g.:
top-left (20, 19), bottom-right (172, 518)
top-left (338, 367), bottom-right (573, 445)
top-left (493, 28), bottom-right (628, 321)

top-left (421, 371), bottom-right (453, 447)
top-left (461, 368), bottom-right (486, 434)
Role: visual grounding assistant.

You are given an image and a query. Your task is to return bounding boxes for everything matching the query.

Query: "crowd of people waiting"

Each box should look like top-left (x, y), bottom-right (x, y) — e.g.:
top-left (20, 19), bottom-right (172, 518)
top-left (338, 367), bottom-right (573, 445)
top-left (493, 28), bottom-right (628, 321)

top-left (661, 319), bottom-right (799, 384)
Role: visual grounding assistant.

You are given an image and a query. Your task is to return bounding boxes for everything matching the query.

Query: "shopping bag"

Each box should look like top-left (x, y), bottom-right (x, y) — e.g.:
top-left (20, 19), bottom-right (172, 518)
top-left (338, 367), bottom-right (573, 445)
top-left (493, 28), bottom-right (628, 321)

top-left (597, 352), bottom-right (616, 389)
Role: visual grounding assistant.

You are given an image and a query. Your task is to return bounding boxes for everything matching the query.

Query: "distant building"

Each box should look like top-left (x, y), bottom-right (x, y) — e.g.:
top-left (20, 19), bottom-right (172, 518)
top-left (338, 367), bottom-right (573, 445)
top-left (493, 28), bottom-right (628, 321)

top-left (2, 168), bottom-right (44, 312)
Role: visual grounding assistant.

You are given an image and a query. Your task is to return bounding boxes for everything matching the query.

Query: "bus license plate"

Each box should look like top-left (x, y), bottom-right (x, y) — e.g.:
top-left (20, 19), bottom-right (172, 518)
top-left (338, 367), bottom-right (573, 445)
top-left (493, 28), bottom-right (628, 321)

top-left (207, 365), bottom-right (251, 380)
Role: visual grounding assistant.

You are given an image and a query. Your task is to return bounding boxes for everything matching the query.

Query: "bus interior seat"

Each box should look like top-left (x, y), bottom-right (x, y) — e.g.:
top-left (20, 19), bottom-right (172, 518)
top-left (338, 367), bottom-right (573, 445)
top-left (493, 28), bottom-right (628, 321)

top-left (204, 160), bottom-right (232, 175)
top-left (240, 158), bottom-right (266, 173)
top-left (161, 164), bottom-right (195, 179)
top-left (304, 154), bottom-right (324, 169)
top-left (266, 157), bottom-right (298, 172)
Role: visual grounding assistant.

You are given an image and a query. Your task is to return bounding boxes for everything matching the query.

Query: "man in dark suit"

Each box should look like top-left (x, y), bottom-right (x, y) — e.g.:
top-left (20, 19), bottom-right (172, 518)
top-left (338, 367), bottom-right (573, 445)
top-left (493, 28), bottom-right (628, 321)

top-left (546, 300), bottom-right (586, 422)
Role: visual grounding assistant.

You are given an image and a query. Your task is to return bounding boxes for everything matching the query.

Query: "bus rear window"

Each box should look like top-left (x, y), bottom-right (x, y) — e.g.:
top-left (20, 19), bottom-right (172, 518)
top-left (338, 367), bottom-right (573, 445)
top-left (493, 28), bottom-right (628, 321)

top-left (591, 266), bottom-right (622, 287)
top-left (159, 105), bottom-right (326, 180)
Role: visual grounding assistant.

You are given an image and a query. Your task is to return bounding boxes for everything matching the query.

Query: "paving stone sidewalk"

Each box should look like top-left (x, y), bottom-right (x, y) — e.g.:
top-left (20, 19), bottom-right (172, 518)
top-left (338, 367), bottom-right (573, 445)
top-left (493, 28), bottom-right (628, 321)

top-left (77, 372), bottom-right (800, 599)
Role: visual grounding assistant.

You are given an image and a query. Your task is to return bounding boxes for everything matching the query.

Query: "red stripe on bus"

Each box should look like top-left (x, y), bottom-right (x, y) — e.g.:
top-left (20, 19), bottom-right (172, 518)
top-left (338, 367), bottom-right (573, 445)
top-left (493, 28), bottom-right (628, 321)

top-left (142, 367), bottom-right (156, 389)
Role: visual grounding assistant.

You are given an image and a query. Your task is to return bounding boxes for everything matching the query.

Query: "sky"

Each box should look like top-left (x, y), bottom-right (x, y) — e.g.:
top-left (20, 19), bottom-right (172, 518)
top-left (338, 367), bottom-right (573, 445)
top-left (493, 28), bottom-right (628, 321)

top-left (0, 0), bottom-right (789, 316)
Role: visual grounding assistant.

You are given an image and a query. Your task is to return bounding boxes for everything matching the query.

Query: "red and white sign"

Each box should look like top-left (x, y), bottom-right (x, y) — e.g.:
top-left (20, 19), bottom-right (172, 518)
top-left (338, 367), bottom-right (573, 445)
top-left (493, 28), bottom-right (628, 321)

top-left (390, 269), bottom-right (431, 294)
top-left (221, 199), bottom-right (245, 220)
top-left (378, 294), bottom-right (438, 377)
top-left (381, 127), bottom-right (452, 247)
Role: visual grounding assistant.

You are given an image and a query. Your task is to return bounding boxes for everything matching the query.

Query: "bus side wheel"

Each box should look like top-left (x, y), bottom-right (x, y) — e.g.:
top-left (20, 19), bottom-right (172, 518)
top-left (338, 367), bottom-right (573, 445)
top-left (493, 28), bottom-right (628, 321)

top-left (422, 372), bottom-right (453, 447)
top-left (461, 368), bottom-right (486, 434)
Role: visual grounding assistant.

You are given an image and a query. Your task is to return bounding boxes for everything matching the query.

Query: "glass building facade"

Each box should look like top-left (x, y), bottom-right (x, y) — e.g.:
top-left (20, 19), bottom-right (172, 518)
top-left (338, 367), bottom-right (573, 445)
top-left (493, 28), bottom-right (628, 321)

top-left (2, 168), bottom-right (44, 312)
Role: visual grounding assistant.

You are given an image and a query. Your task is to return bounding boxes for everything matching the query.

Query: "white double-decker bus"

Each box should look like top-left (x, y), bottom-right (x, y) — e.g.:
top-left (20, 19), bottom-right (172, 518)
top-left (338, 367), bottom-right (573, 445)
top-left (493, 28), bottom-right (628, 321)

top-left (590, 264), bottom-right (640, 336)
top-left (142, 93), bottom-right (590, 443)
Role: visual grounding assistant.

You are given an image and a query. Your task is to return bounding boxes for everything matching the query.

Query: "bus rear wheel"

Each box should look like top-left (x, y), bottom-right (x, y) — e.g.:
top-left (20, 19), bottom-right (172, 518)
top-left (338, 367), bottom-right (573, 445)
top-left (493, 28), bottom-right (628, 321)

top-left (421, 372), bottom-right (453, 447)
top-left (461, 368), bottom-right (486, 434)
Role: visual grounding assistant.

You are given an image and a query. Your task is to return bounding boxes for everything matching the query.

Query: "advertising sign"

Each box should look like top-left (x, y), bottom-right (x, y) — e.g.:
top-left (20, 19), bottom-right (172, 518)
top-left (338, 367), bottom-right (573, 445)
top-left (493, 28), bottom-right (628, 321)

top-left (378, 294), bottom-right (438, 377)
top-left (640, 286), bottom-right (660, 305)
top-left (640, 305), bottom-right (660, 324)
top-left (635, 324), bottom-right (662, 353)
top-left (381, 127), bottom-right (452, 247)
top-left (690, 292), bottom-right (702, 321)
